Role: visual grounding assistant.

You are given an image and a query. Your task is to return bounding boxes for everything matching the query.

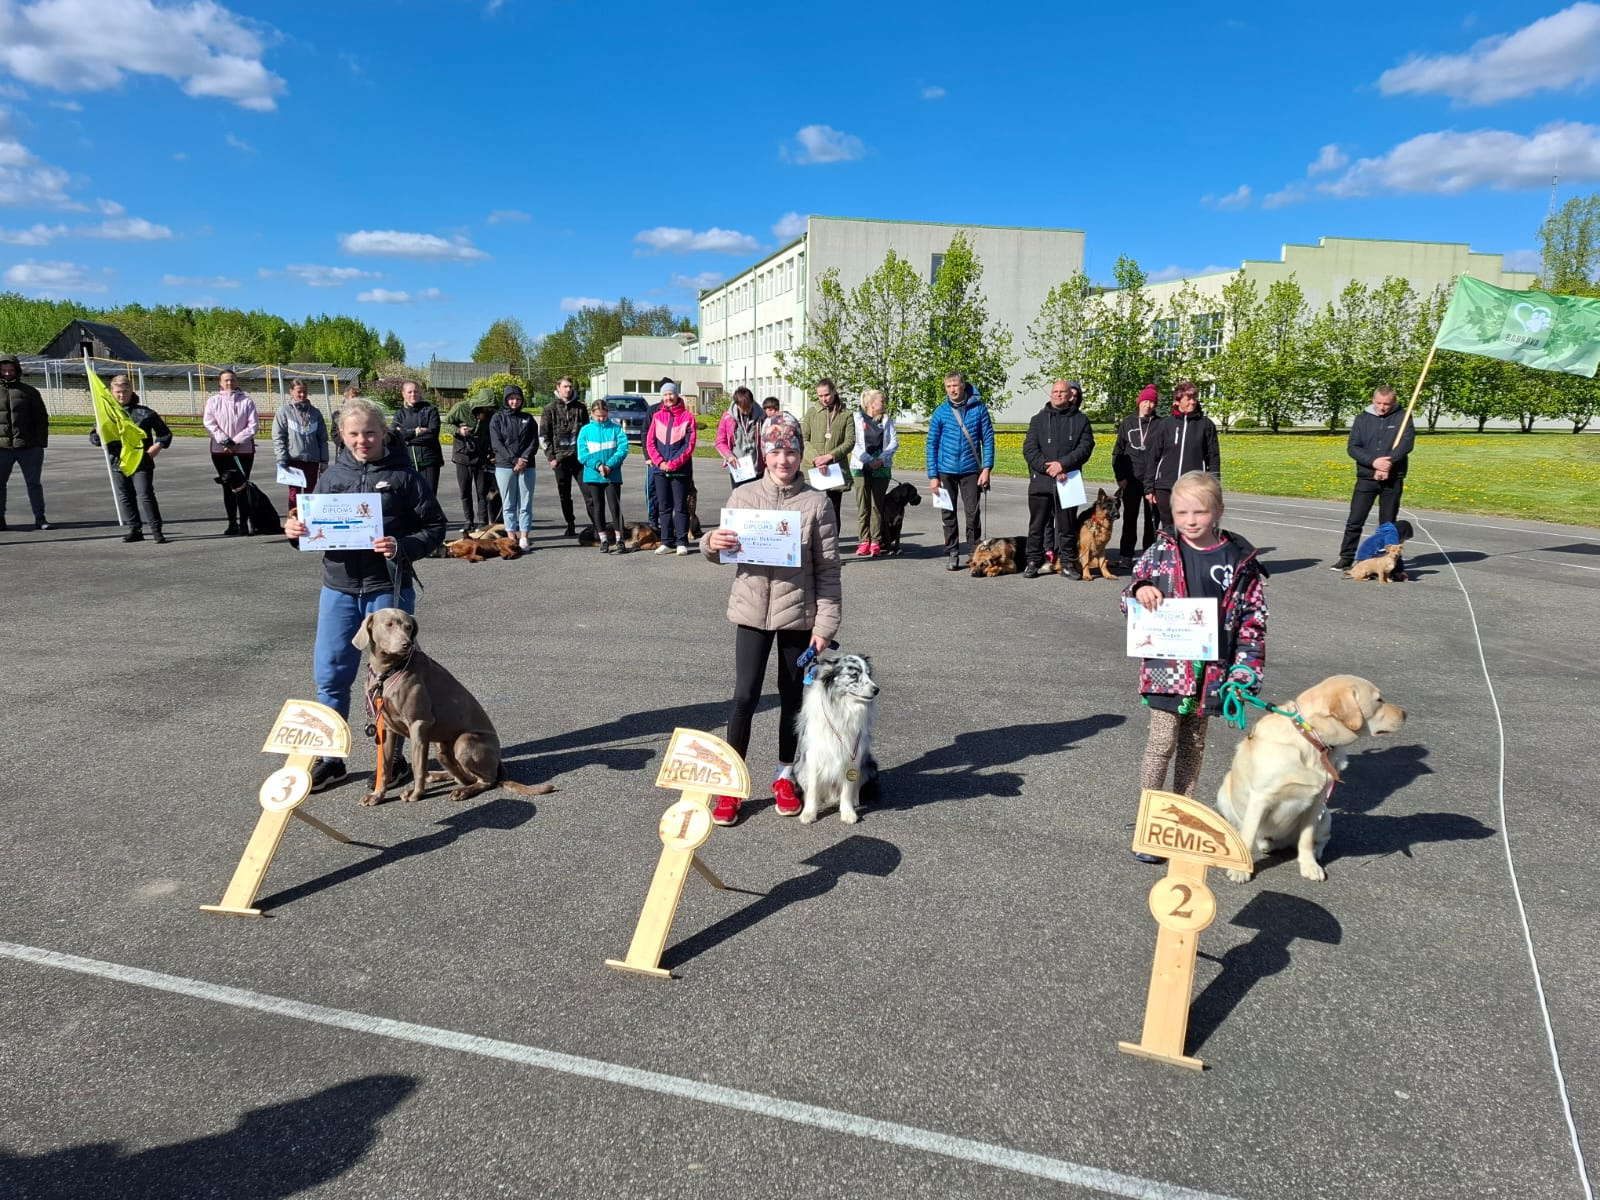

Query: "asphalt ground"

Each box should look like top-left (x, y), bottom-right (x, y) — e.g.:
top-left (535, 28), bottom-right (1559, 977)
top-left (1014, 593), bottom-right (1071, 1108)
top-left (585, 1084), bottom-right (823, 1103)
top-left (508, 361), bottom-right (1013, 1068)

top-left (1, 439), bottom-right (1597, 1200)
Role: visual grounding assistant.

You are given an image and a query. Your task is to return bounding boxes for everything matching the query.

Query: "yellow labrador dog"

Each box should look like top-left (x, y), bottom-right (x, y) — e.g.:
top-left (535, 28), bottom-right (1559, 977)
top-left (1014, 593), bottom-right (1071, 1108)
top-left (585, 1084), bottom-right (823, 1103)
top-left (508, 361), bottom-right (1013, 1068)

top-left (353, 608), bottom-right (556, 806)
top-left (1215, 675), bottom-right (1406, 883)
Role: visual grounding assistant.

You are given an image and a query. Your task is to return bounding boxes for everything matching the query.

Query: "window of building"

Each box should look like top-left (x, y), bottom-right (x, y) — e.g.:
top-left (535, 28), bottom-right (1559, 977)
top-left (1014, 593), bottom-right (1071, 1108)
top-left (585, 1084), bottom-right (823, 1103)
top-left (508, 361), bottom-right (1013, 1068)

top-left (1194, 312), bottom-right (1224, 359)
top-left (930, 252), bottom-right (945, 283)
top-left (1152, 317), bottom-right (1180, 361)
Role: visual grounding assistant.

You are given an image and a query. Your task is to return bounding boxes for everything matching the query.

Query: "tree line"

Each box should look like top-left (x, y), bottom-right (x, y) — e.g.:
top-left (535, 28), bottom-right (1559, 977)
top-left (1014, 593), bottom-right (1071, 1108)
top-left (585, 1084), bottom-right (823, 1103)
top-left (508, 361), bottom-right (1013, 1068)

top-left (0, 293), bottom-right (404, 375)
top-left (470, 300), bottom-right (694, 398)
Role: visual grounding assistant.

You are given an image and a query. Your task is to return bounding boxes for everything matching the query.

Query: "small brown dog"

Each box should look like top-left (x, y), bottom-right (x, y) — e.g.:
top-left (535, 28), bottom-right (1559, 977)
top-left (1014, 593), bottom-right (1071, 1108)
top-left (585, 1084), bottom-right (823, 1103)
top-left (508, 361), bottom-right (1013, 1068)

top-left (969, 536), bottom-right (1026, 577)
top-left (353, 609), bottom-right (556, 805)
top-left (432, 536), bottom-right (520, 563)
top-left (1075, 487), bottom-right (1119, 580)
top-left (624, 523), bottom-right (660, 552)
top-left (1347, 544), bottom-right (1403, 583)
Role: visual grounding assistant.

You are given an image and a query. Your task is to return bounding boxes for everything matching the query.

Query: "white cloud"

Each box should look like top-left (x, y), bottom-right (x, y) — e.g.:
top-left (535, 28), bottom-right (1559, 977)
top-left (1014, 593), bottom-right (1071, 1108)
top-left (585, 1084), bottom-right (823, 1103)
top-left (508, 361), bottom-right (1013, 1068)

top-left (224, 132), bottom-right (253, 153)
top-left (46, 99), bottom-right (81, 111)
top-left (0, 118), bottom-right (79, 209)
top-left (339, 229), bottom-right (490, 261)
top-left (1316, 120), bottom-right (1600, 196)
top-left (162, 272), bottom-right (239, 288)
top-left (0, 222), bottom-right (66, 244)
top-left (633, 226), bottom-right (760, 255)
top-left (671, 271), bottom-right (724, 291)
top-left (921, 85), bottom-right (946, 100)
top-left (357, 287), bottom-right (445, 304)
top-left (1307, 144), bottom-right (1348, 176)
top-left (85, 216), bottom-right (171, 240)
top-left (0, 0), bottom-right (286, 111)
top-left (1210, 184), bottom-right (1251, 211)
top-left (1262, 184), bottom-right (1308, 209)
top-left (3, 258), bottom-right (108, 296)
top-left (97, 198), bottom-right (124, 215)
top-left (1148, 264), bottom-right (1234, 283)
top-left (275, 263), bottom-right (382, 287)
top-left (1501, 249), bottom-right (1542, 273)
top-left (1378, 3), bottom-right (1600, 105)
top-left (560, 296), bottom-right (607, 312)
top-left (771, 211), bottom-right (805, 240)
top-left (486, 209), bottom-right (529, 224)
top-left (785, 124), bottom-right (866, 165)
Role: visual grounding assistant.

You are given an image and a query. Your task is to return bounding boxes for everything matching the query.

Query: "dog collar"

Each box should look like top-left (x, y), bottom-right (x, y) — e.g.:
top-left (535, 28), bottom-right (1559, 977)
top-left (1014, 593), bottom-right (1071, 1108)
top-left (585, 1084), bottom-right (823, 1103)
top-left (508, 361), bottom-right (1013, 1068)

top-left (363, 647), bottom-right (415, 726)
top-left (1285, 704), bottom-right (1343, 799)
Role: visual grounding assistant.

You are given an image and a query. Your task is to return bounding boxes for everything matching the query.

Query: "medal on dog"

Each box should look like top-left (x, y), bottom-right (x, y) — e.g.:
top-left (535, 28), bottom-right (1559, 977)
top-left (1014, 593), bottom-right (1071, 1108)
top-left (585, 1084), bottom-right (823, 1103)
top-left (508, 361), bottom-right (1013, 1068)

top-left (845, 767), bottom-right (859, 782)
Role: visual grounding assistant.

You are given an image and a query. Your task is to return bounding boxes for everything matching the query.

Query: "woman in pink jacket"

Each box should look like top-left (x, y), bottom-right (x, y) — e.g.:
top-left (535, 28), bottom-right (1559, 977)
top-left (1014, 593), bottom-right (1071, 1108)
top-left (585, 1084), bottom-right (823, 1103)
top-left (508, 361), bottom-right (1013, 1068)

top-left (202, 368), bottom-right (260, 535)
top-left (645, 382), bottom-right (697, 555)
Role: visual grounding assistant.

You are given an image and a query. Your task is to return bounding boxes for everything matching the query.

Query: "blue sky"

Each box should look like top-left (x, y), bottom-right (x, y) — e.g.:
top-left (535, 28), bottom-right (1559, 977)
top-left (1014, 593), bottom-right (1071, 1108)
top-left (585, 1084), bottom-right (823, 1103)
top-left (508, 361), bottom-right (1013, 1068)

top-left (0, 0), bottom-right (1595, 362)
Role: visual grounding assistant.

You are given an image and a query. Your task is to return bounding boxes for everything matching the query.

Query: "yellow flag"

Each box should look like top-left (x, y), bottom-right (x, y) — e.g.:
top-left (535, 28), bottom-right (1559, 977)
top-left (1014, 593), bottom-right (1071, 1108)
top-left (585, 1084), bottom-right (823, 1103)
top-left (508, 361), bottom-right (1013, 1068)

top-left (89, 367), bottom-right (145, 476)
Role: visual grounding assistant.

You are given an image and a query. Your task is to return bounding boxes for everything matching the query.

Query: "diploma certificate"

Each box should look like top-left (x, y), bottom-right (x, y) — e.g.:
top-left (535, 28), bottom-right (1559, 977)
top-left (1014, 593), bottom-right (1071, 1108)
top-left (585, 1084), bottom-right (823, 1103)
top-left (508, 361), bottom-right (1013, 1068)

top-left (719, 507), bottom-right (803, 568)
top-left (299, 492), bottom-right (384, 552)
top-left (1126, 598), bottom-right (1219, 661)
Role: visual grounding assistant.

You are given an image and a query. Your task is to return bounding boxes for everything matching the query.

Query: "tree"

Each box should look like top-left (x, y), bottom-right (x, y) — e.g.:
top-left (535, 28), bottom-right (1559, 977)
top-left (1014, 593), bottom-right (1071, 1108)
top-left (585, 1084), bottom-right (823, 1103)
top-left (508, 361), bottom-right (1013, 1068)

top-left (1252, 278), bottom-right (1310, 431)
top-left (775, 268), bottom-right (850, 397)
top-left (473, 317), bottom-right (532, 367)
top-left (1021, 270), bottom-right (1097, 393)
top-left (1209, 272), bottom-right (1263, 429)
top-left (920, 231), bottom-right (1015, 414)
top-left (381, 330), bottom-right (406, 364)
top-left (193, 308), bottom-right (267, 365)
top-left (291, 314), bottom-right (385, 373)
top-left (0, 292), bottom-right (90, 353)
top-left (1088, 256), bottom-right (1160, 422)
top-left (525, 298), bottom-right (692, 396)
top-left (845, 250), bottom-right (931, 414)
top-left (1537, 193), bottom-right (1600, 294)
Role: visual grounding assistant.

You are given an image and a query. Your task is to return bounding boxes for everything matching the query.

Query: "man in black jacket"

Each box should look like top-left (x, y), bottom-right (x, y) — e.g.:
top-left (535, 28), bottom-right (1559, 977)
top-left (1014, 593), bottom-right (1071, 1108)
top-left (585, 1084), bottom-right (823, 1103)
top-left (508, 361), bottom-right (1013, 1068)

top-left (1332, 385), bottom-right (1416, 570)
top-left (1112, 384), bottom-right (1160, 564)
top-left (539, 376), bottom-right (590, 536)
top-left (90, 374), bottom-right (172, 543)
top-left (1021, 380), bottom-right (1095, 578)
top-left (0, 353), bottom-right (49, 530)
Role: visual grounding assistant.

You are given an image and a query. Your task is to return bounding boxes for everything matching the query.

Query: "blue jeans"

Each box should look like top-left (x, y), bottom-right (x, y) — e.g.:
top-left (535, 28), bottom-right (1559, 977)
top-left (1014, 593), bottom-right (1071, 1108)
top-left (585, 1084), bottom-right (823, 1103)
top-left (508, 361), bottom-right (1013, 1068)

top-left (314, 585), bottom-right (415, 721)
top-left (494, 465), bottom-right (535, 534)
top-left (0, 446), bottom-right (46, 522)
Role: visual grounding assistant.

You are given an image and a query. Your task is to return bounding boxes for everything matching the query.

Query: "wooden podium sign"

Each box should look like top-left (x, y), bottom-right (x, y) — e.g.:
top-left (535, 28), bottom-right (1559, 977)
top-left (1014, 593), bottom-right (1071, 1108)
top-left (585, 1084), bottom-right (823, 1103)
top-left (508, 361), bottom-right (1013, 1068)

top-left (607, 728), bottom-right (750, 979)
top-left (201, 700), bottom-right (354, 918)
top-left (1117, 789), bottom-right (1252, 1070)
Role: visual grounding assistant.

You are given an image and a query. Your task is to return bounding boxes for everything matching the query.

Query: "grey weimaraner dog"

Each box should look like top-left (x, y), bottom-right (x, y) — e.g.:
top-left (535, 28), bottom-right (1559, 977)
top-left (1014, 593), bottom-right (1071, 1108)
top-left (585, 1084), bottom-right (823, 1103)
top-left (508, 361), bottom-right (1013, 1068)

top-left (353, 607), bottom-right (556, 805)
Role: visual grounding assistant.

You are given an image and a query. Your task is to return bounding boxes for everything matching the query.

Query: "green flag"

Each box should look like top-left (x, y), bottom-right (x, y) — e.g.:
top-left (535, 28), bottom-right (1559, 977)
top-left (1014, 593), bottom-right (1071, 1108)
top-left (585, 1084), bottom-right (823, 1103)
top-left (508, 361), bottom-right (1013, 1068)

top-left (1433, 276), bottom-right (1600, 377)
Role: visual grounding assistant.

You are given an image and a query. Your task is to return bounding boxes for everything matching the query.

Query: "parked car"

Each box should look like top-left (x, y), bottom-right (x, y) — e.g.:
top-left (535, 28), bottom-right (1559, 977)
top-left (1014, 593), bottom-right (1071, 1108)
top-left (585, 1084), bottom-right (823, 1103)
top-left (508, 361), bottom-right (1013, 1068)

top-left (604, 394), bottom-right (651, 444)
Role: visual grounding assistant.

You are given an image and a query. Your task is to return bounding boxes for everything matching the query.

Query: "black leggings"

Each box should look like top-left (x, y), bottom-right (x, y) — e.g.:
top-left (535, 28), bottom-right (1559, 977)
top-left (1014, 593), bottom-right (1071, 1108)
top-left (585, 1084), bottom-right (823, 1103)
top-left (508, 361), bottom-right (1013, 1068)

top-left (583, 480), bottom-right (622, 532)
top-left (728, 625), bottom-right (811, 764)
top-left (211, 452), bottom-right (253, 524)
top-left (454, 461), bottom-right (495, 527)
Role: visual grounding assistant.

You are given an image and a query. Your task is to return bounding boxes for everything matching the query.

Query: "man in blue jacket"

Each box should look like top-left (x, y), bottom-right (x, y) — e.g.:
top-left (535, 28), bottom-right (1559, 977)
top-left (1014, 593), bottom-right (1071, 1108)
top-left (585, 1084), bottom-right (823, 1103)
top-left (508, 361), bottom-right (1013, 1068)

top-left (1332, 385), bottom-right (1416, 570)
top-left (926, 373), bottom-right (995, 571)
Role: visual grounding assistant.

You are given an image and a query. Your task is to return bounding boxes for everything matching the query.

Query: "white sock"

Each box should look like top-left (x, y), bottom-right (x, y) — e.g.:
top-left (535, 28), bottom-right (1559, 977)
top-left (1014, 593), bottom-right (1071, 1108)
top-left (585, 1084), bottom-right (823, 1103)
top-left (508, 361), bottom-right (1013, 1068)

top-left (775, 764), bottom-right (793, 783)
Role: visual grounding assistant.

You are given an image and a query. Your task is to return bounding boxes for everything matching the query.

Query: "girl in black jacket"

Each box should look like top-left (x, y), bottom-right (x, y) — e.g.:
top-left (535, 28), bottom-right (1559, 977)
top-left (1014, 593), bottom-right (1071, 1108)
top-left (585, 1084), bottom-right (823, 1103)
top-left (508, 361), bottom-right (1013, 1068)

top-left (1146, 381), bottom-right (1221, 531)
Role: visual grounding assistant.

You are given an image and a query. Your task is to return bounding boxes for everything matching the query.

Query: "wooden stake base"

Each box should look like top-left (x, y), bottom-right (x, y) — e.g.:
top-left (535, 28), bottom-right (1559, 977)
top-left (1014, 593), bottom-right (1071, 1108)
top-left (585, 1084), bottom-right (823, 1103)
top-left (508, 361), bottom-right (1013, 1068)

top-left (603, 959), bottom-right (674, 980)
top-left (1116, 1041), bottom-right (1205, 1071)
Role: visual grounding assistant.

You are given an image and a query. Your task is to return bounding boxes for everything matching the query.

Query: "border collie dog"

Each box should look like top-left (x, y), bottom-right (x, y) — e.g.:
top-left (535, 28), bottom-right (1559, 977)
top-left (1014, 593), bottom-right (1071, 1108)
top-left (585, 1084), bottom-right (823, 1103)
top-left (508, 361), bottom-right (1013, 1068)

top-left (793, 653), bottom-right (880, 824)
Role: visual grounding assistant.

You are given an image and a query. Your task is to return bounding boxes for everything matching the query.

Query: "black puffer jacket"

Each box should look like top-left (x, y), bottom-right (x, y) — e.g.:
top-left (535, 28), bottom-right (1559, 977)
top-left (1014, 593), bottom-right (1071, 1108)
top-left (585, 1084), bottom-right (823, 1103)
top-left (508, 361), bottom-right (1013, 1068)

top-left (489, 406), bottom-right (539, 468)
top-left (1148, 406), bottom-right (1221, 490)
top-left (89, 394), bottom-right (172, 457)
top-left (0, 355), bottom-right (48, 449)
top-left (311, 439), bottom-right (446, 595)
top-left (1112, 411), bottom-right (1158, 489)
top-left (1021, 401), bottom-right (1095, 496)
top-left (391, 402), bottom-right (442, 469)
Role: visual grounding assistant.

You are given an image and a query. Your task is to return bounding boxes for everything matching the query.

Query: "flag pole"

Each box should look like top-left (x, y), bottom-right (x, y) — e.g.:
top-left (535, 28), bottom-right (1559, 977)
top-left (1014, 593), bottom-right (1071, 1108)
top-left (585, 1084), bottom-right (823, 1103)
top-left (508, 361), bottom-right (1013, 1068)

top-left (1393, 342), bottom-right (1438, 449)
top-left (85, 352), bottom-right (130, 526)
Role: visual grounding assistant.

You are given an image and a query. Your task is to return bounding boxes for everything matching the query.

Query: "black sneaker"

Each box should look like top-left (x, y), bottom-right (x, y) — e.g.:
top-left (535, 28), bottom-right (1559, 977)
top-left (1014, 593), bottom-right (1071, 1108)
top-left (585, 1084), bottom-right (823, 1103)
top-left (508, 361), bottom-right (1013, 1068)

top-left (309, 758), bottom-right (347, 791)
top-left (1329, 558), bottom-right (1352, 571)
top-left (1133, 851), bottom-right (1168, 865)
top-left (1022, 564), bottom-right (1040, 579)
top-left (223, 524), bottom-right (243, 537)
top-left (35, 520), bottom-right (50, 531)
top-left (152, 531), bottom-right (168, 544)
top-left (122, 530), bottom-right (144, 543)
top-left (563, 525), bottom-right (577, 538)
top-left (946, 555), bottom-right (961, 571)
top-left (385, 758), bottom-right (414, 789)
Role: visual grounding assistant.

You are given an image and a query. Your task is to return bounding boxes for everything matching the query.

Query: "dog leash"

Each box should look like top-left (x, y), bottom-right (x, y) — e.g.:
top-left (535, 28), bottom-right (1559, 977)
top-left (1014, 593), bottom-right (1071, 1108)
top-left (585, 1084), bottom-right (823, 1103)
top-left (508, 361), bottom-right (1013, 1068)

top-left (1218, 667), bottom-right (1343, 798)
top-left (363, 646), bottom-right (416, 792)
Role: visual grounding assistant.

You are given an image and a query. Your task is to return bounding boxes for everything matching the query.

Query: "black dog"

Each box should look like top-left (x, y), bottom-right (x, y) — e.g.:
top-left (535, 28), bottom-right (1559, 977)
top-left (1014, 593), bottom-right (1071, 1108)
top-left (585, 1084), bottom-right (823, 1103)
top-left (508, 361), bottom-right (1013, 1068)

top-left (214, 467), bottom-right (284, 536)
top-left (878, 480), bottom-right (922, 555)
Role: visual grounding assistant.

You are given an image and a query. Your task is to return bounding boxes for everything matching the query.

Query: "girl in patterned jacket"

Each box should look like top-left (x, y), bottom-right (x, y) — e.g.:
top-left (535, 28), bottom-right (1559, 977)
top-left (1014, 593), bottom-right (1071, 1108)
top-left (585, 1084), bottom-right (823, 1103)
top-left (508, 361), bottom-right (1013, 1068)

top-left (1119, 471), bottom-right (1267, 858)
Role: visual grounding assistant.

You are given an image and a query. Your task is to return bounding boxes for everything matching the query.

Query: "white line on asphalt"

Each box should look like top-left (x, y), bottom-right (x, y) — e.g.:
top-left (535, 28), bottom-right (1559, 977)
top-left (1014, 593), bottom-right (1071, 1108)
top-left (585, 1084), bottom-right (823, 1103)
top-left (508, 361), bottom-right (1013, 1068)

top-left (1500, 555), bottom-right (1600, 574)
top-left (0, 940), bottom-right (1239, 1200)
top-left (1406, 513), bottom-right (1595, 1200)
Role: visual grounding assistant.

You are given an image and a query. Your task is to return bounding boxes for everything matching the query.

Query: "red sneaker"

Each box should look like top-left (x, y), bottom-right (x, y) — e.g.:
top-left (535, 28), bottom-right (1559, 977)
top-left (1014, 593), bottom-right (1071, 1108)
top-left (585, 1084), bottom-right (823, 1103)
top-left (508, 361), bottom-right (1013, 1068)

top-left (772, 777), bottom-right (802, 817)
top-left (866, 542), bottom-right (880, 556)
top-left (854, 541), bottom-right (870, 556)
top-left (710, 794), bottom-right (741, 826)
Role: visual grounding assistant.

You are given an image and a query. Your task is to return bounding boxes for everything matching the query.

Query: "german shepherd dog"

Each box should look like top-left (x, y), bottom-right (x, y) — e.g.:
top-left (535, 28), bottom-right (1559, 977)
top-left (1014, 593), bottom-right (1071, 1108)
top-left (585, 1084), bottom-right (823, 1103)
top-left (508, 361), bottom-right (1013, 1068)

top-left (793, 653), bottom-right (880, 824)
top-left (214, 466), bottom-right (283, 536)
top-left (968, 536), bottom-right (1025, 577)
top-left (878, 480), bottom-right (922, 555)
top-left (1075, 487), bottom-right (1119, 580)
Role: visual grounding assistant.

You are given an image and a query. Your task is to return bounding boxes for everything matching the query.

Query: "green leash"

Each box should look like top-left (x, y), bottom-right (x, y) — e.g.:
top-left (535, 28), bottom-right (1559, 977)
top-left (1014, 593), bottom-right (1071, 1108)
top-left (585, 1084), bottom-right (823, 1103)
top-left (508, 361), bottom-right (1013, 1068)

top-left (1218, 666), bottom-right (1305, 732)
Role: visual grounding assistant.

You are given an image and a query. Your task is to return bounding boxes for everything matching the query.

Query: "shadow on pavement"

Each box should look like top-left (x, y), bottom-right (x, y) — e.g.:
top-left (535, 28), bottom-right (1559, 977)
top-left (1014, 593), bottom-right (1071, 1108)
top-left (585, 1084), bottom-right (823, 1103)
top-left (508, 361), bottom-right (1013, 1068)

top-left (1323, 743), bottom-right (1495, 865)
top-left (257, 797), bottom-right (534, 911)
top-left (0, 1074), bottom-right (416, 1199)
top-left (1188, 892), bottom-right (1342, 1053)
top-left (502, 697), bottom-right (772, 760)
top-left (875, 714), bottom-right (1126, 808)
top-left (662, 835), bottom-right (901, 970)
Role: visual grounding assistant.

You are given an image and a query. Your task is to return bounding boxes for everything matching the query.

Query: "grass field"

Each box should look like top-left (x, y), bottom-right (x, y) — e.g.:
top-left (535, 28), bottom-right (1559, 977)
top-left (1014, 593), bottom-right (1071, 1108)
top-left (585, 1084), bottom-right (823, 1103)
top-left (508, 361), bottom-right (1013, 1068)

top-left (52, 415), bottom-right (1598, 526)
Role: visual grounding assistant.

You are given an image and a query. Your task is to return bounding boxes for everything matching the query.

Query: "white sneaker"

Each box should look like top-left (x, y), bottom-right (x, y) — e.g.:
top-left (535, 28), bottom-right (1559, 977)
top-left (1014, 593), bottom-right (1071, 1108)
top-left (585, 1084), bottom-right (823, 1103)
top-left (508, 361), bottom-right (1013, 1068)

top-left (518, 535), bottom-right (530, 551)
top-left (676, 545), bottom-right (690, 556)
top-left (654, 545), bottom-right (670, 555)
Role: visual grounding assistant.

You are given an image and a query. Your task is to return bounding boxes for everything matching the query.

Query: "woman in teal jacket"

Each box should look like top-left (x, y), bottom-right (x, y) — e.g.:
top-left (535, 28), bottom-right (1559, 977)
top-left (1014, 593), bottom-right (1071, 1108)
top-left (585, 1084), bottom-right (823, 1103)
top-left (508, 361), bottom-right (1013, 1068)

top-left (577, 397), bottom-right (630, 553)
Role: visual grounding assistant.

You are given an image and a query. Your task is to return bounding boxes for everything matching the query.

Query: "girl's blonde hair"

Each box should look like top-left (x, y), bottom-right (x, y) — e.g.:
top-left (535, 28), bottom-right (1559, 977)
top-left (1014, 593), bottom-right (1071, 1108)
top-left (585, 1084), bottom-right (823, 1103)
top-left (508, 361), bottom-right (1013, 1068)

top-left (860, 388), bottom-right (885, 410)
top-left (337, 396), bottom-right (388, 432)
top-left (1171, 470), bottom-right (1223, 511)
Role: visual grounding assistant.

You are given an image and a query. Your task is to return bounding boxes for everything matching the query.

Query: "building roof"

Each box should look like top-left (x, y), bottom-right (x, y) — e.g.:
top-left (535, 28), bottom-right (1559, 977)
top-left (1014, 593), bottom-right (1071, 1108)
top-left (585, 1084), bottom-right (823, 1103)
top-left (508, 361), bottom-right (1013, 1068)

top-left (39, 319), bottom-right (151, 362)
top-left (428, 360), bottom-right (508, 390)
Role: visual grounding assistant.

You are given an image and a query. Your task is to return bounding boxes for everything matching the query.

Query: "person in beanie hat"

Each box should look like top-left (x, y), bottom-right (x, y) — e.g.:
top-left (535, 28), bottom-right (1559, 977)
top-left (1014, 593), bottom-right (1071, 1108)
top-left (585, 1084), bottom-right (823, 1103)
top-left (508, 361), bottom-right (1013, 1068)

top-left (1112, 385), bottom-right (1161, 564)
top-left (539, 375), bottom-right (591, 537)
top-left (645, 381), bottom-right (697, 554)
top-left (490, 383), bottom-right (539, 550)
top-left (702, 409), bottom-right (841, 826)
top-left (1021, 379), bottom-right (1095, 578)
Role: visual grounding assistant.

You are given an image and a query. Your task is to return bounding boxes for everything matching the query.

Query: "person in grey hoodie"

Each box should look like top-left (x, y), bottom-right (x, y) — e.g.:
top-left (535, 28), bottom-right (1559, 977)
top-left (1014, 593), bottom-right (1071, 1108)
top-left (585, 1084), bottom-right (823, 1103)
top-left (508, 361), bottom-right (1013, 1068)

top-left (272, 378), bottom-right (331, 511)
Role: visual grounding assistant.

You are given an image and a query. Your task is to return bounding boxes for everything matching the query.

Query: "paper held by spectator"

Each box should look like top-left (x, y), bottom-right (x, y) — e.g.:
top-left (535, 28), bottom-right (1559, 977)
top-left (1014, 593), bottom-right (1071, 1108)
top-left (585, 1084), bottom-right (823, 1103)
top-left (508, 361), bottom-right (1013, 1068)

top-left (807, 463), bottom-right (846, 491)
top-left (729, 454), bottom-right (758, 483)
top-left (1056, 470), bottom-right (1086, 509)
top-left (718, 507), bottom-right (803, 568)
top-left (276, 463), bottom-right (308, 487)
top-left (1126, 598), bottom-right (1218, 661)
top-left (299, 492), bottom-right (384, 552)
top-left (931, 486), bottom-right (955, 511)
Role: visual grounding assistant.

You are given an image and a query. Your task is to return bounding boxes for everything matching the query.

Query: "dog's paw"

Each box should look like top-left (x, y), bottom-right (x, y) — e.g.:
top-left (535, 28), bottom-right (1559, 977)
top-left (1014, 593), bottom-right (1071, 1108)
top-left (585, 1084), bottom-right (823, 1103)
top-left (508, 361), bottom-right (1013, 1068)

top-left (1299, 860), bottom-right (1328, 882)
top-left (798, 810), bottom-right (818, 825)
top-left (1225, 868), bottom-right (1253, 884)
top-left (359, 791), bottom-right (383, 807)
top-left (402, 787), bottom-right (425, 804)
top-left (448, 786), bottom-right (472, 802)
top-left (839, 809), bottom-right (860, 824)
